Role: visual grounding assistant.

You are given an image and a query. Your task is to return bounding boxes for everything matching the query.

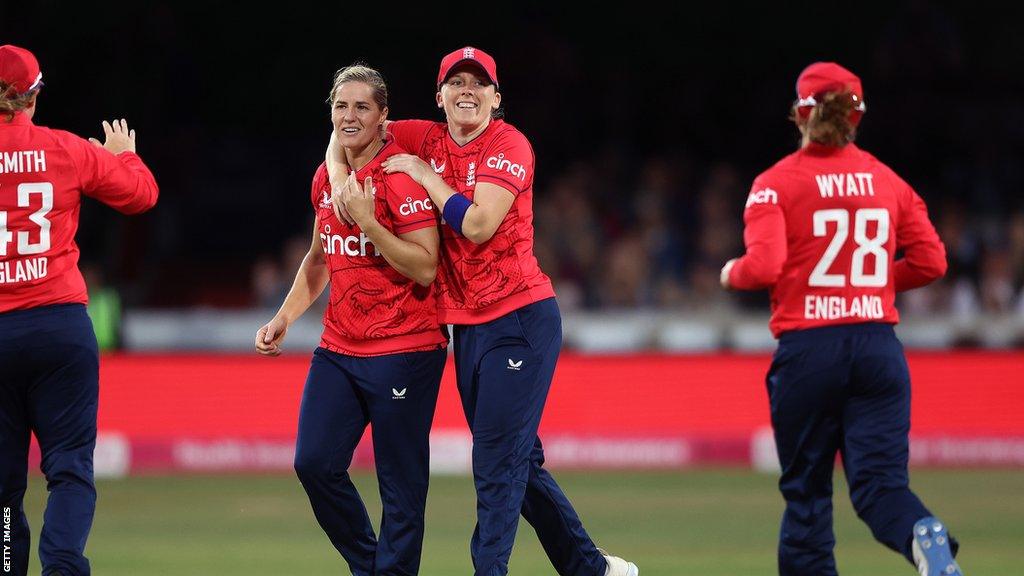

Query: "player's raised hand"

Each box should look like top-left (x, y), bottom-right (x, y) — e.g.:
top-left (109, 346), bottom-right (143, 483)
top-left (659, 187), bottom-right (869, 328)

top-left (255, 316), bottom-right (288, 357)
top-left (381, 154), bottom-right (433, 185)
top-left (342, 174), bottom-right (377, 230)
top-left (88, 118), bottom-right (136, 154)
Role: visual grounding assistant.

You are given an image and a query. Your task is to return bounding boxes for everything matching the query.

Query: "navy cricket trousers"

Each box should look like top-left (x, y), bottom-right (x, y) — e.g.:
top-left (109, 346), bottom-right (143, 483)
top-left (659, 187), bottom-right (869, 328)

top-left (293, 346), bottom-right (445, 576)
top-left (453, 298), bottom-right (605, 576)
top-left (0, 304), bottom-right (99, 576)
top-left (768, 323), bottom-right (944, 575)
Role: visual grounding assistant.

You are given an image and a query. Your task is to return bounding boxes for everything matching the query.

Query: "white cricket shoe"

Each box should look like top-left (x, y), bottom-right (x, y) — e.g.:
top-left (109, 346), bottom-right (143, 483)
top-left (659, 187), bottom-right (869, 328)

top-left (599, 549), bottom-right (639, 576)
top-left (912, 516), bottom-right (963, 576)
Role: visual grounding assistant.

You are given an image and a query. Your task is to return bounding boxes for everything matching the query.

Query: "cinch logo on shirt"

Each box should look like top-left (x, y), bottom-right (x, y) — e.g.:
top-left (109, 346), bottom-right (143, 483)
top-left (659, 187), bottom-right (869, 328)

top-left (746, 187), bottom-right (778, 208)
top-left (320, 224), bottom-right (380, 257)
top-left (399, 196), bottom-right (434, 216)
top-left (486, 153), bottom-right (527, 181)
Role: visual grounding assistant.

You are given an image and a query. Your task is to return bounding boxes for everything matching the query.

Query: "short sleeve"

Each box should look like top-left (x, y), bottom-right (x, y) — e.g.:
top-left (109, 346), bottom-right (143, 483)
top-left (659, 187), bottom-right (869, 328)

top-left (311, 163), bottom-right (329, 211)
top-left (385, 172), bottom-right (438, 235)
top-left (388, 120), bottom-right (437, 158)
top-left (476, 128), bottom-right (534, 195)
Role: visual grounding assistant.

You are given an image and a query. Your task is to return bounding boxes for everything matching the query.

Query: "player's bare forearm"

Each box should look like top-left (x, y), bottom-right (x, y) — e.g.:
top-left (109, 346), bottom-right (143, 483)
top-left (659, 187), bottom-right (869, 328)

top-left (418, 173), bottom-right (487, 243)
top-left (460, 185), bottom-right (512, 244)
top-left (427, 179), bottom-right (511, 245)
top-left (420, 172), bottom-right (458, 216)
top-left (326, 133), bottom-right (357, 225)
top-left (385, 159), bottom-right (512, 244)
top-left (325, 132), bottom-right (348, 186)
top-left (461, 211), bottom-right (499, 244)
top-left (275, 251), bottom-right (329, 324)
top-left (361, 222), bottom-right (439, 286)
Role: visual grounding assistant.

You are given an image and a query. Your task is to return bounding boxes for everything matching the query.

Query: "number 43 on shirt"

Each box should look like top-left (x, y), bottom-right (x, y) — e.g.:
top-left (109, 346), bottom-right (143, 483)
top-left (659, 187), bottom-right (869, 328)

top-left (0, 182), bottom-right (52, 256)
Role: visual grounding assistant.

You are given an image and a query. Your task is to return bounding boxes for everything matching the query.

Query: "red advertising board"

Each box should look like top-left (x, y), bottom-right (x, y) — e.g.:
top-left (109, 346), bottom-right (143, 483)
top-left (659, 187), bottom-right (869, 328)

top-left (29, 352), bottom-right (1024, 474)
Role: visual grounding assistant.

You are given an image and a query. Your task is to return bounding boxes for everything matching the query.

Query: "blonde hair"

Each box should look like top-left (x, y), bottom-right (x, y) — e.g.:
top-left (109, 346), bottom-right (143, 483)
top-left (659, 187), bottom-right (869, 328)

top-left (327, 64), bottom-right (388, 110)
top-left (0, 81), bottom-right (36, 121)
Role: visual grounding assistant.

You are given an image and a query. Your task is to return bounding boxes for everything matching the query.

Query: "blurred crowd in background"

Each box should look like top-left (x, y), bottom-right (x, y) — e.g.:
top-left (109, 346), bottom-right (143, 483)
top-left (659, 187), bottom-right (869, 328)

top-left (526, 136), bottom-right (1024, 318)
top-left (246, 152), bottom-right (1024, 318)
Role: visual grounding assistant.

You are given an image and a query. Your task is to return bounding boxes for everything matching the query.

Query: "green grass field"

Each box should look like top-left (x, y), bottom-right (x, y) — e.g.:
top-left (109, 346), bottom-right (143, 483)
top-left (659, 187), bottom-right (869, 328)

top-left (19, 469), bottom-right (1022, 575)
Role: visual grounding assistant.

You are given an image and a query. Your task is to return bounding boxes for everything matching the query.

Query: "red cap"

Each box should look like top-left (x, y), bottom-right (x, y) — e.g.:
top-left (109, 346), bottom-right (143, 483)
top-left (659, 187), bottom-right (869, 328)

top-left (795, 62), bottom-right (865, 122)
top-left (437, 46), bottom-right (498, 89)
top-left (0, 45), bottom-right (43, 95)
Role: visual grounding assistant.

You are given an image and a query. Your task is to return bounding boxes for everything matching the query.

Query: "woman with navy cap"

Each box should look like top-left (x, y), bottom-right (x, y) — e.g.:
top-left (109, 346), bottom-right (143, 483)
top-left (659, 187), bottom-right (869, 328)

top-left (327, 47), bottom-right (638, 576)
top-left (721, 61), bottom-right (963, 576)
top-left (0, 44), bottom-right (158, 576)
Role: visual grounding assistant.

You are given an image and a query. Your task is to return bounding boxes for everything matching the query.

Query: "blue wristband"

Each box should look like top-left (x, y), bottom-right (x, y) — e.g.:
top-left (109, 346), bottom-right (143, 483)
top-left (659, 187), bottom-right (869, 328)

top-left (442, 193), bottom-right (472, 236)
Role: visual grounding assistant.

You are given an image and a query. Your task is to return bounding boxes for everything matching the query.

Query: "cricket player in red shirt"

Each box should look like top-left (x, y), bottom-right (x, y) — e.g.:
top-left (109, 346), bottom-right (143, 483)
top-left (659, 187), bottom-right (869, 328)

top-left (0, 45), bottom-right (158, 576)
top-left (721, 62), bottom-right (963, 576)
top-left (326, 47), bottom-right (637, 576)
top-left (255, 64), bottom-right (447, 576)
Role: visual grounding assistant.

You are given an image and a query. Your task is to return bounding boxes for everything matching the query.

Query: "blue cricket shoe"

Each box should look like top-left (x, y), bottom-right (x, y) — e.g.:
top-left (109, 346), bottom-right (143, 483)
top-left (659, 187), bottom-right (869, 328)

top-left (912, 516), bottom-right (963, 576)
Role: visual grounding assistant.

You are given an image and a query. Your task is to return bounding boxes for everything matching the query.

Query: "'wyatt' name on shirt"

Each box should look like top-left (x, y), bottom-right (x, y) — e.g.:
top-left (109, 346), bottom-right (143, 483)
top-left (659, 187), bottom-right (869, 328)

top-left (814, 172), bottom-right (874, 198)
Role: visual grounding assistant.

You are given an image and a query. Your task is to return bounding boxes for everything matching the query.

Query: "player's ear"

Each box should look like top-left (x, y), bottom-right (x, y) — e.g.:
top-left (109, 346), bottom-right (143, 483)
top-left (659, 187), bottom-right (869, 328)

top-left (379, 106), bottom-right (389, 125)
top-left (436, 90), bottom-right (443, 109)
top-left (492, 91), bottom-right (501, 110)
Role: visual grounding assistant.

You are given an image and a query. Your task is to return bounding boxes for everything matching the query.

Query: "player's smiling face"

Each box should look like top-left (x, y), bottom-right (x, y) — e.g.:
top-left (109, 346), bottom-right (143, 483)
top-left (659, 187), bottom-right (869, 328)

top-left (438, 66), bottom-right (500, 132)
top-left (331, 81), bottom-right (388, 150)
